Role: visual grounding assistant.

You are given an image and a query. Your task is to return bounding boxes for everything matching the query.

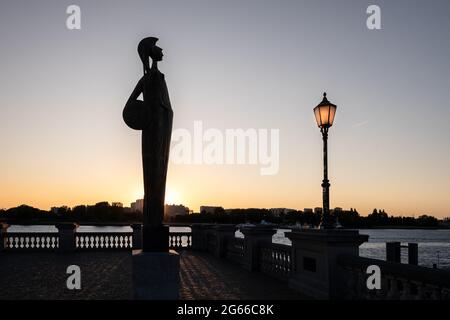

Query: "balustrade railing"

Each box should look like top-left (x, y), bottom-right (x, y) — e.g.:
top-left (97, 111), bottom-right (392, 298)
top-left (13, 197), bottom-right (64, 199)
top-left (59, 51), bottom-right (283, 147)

top-left (259, 242), bottom-right (292, 282)
top-left (2, 232), bottom-right (59, 251)
top-left (169, 232), bottom-right (192, 249)
top-left (206, 233), bottom-right (217, 254)
top-left (338, 254), bottom-right (450, 300)
top-left (225, 237), bottom-right (244, 264)
top-left (75, 232), bottom-right (133, 250)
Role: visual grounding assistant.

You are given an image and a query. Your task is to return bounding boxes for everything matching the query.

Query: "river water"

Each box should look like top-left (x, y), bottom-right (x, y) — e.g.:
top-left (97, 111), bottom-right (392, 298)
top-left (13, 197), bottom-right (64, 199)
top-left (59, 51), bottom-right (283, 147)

top-left (7, 225), bottom-right (450, 269)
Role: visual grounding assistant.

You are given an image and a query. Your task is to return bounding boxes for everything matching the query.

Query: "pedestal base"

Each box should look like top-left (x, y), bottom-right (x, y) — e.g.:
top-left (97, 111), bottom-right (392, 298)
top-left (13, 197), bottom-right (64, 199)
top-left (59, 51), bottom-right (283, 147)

top-left (285, 229), bottom-right (368, 300)
top-left (132, 249), bottom-right (180, 300)
top-left (142, 225), bottom-right (169, 252)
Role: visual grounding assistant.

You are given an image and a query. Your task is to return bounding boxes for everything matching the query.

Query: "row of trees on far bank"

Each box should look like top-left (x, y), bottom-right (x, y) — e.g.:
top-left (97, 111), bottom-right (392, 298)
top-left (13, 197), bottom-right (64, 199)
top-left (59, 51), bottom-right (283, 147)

top-left (0, 204), bottom-right (447, 228)
top-left (0, 202), bottom-right (142, 224)
top-left (173, 207), bottom-right (445, 228)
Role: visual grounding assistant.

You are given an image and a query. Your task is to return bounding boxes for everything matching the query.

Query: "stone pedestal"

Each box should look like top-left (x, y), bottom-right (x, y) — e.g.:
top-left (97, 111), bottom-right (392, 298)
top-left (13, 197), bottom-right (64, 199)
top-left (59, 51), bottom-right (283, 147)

top-left (131, 224), bottom-right (143, 249)
top-left (285, 229), bottom-right (368, 300)
top-left (132, 249), bottom-right (180, 300)
top-left (191, 224), bottom-right (213, 252)
top-left (0, 223), bottom-right (9, 252)
top-left (386, 242), bottom-right (401, 263)
top-left (211, 225), bottom-right (237, 258)
top-left (56, 223), bottom-right (78, 252)
top-left (240, 226), bottom-right (276, 271)
top-left (142, 225), bottom-right (169, 252)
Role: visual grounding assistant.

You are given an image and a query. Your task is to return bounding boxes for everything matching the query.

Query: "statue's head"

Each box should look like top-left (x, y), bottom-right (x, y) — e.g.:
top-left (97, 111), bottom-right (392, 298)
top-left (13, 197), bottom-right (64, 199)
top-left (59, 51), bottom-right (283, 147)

top-left (138, 37), bottom-right (163, 72)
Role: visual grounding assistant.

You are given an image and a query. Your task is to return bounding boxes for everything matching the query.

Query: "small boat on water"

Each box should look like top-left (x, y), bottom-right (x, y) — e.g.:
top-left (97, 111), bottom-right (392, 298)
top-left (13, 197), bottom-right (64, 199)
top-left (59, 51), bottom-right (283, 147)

top-left (334, 218), bottom-right (344, 229)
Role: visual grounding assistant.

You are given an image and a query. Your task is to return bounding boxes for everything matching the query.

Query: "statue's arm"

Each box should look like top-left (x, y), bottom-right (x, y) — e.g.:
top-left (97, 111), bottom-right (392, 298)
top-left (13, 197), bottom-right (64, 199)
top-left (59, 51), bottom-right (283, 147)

top-left (127, 77), bottom-right (144, 102)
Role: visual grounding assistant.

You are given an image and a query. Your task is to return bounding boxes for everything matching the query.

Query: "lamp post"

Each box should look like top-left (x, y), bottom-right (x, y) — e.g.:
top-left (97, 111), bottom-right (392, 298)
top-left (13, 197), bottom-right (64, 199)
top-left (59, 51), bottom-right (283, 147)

top-left (314, 92), bottom-right (337, 229)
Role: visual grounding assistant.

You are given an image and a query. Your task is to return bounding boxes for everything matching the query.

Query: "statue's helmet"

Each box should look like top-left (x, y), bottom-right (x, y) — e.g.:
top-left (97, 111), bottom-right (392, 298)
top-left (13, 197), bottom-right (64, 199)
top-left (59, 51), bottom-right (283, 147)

top-left (138, 37), bottom-right (159, 71)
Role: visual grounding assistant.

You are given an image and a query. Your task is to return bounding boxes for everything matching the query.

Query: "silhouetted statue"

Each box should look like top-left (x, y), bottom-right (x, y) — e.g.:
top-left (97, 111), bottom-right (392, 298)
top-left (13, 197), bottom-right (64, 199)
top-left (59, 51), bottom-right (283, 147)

top-left (123, 37), bottom-right (173, 252)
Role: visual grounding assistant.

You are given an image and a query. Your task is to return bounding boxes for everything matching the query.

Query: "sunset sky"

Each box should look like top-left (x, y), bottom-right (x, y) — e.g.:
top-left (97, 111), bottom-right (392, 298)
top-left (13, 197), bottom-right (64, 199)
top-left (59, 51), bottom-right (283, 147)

top-left (1, 0), bottom-right (450, 218)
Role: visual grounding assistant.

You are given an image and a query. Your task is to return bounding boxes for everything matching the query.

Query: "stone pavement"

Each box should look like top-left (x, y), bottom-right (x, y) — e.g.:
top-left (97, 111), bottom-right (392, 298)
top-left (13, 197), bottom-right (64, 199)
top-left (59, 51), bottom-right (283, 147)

top-left (0, 251), bottom-right (133, 299)
top-left (179, 251), bottom-right (307, 300)
top-left (0, 250), bottom-right (307, 300)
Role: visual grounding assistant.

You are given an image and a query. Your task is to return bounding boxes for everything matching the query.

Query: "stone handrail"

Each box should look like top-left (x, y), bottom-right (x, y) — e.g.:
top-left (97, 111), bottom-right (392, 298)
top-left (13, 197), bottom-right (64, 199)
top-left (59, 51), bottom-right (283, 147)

top-left (338, 254), bottom-right (450, 300)
top-left (259, 241), bottom-right (292, 282)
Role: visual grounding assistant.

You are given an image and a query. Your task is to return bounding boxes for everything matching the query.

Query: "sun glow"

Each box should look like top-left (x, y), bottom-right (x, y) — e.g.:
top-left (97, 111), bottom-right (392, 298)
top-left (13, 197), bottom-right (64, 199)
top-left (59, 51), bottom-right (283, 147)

top-left (165, 187), bottom-right (181, 205)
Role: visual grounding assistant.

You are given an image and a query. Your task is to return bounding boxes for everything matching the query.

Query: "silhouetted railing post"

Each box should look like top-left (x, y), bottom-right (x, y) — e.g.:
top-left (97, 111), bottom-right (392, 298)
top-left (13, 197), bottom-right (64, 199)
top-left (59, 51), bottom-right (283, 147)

top-left (240, 226), bottom-right (277, 272)
top-left (386, 242), bottom-right (401, 263)
top-left (286, 229), bottom-right (368, 299)
top-left (191, 224), bottom-right (212, 252)
top-left (212, 225), bottom-right (237, 258)
top-left (56, 223), bottom-right (78, 252)
top-left (408, 243), bottom-right (418, 265)
top-left (131, 224), bottom-right (143, 250)
top-left (0, 223), bottom-right (8, 252)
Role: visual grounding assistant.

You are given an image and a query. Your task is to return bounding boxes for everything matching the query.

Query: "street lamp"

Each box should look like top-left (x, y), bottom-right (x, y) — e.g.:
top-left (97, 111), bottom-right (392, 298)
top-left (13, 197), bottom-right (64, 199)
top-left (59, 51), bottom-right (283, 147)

top-left (314, 92), bottom-right (337, 229)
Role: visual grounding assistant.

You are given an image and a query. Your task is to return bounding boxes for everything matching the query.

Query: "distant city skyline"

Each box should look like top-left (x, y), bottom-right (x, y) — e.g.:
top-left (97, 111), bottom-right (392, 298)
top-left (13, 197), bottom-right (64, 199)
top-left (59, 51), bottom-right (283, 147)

top-left (0, 200), bottom-right (442, 219)
top-left (1, 1), bottom-right (450, 218)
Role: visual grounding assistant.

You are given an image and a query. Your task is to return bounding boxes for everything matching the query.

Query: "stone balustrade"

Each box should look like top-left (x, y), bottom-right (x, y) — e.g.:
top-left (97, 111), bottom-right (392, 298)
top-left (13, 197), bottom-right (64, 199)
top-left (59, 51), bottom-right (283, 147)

top-left (0, 223), bottom-right (192, 252)
top-left (1, 222), bottom-right (449, 300)
top-left (338, 254), bottom-right (450, 300)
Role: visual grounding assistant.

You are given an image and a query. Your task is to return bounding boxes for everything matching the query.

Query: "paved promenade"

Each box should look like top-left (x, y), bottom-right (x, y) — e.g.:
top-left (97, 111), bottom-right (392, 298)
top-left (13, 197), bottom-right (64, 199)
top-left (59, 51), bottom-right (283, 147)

top-left (0, 251), bottom-right (306, 300)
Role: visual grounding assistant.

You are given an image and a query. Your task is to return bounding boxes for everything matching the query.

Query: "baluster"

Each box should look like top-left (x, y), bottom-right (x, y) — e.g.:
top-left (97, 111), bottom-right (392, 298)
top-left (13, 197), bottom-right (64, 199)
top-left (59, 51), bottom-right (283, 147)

top-left (400, 279), bottom-right (412, 300)
top-left (355, 269), bottom-right (365, 299)
top-left (416, 283), bottom-right (425, 300)
top-left (377, 275), bottom-right (388, 299)
top-left (441, 288), bottom-right (450, 300)
top-left (430, 285), bottom-right (441, 300)
top-left (344, 268), bottom-right (356, 299)
top-left (387, 277), bottom-right (400, 299)
top-left (35, 236), bottom-right (41, 249)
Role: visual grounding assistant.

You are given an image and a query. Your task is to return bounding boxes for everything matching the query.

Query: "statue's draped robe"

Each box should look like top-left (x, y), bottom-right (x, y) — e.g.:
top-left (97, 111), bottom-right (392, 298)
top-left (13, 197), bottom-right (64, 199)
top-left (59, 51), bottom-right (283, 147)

top-left (141, 69), bottom-right (173, 226)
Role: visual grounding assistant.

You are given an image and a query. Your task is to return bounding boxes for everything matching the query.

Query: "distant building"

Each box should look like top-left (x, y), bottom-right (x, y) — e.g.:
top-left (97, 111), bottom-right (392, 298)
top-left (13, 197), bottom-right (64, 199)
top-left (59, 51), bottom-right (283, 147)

top-left (111, 202), bottom-right (123, 208)
top-left (131, 199), bottom-right (144, 213)
top-left (200, 206), bottom-right (224, 214)
top-left (314, 207), bottom-right (323, 214)
top-left (333, 207), bottom-right (343, 214)
top-left (165, 204), bottom-right (189, 219)
top-left (303, 208), bottom-right (313, 214)
top-left (270, 208), bottom-right (296, 217)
